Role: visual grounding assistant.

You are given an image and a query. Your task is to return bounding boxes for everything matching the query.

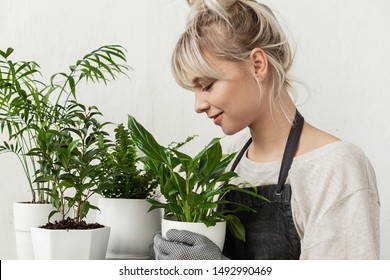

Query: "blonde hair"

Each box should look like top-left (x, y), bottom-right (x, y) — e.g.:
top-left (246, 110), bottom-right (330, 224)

top-left (172, 0), bottom-right (295, 120)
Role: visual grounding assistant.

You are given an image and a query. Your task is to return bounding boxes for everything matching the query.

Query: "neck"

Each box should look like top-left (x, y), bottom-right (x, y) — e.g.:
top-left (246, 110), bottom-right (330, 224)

top-left (247, 93), bottom-right (297, 162)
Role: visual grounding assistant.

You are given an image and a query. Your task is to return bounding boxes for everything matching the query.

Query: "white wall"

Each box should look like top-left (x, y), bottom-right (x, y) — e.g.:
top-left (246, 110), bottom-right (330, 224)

top-left (0, 0), bottom-right (389, 259)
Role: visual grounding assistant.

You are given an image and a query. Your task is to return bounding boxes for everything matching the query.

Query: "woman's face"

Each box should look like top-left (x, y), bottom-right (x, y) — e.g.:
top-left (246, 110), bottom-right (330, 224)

top-left (191, 58), bottom-right (268, 135)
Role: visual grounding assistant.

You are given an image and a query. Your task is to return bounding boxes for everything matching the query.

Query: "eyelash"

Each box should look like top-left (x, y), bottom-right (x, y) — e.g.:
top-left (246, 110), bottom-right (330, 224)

top-left (202, 82), bottom-right (214, 92)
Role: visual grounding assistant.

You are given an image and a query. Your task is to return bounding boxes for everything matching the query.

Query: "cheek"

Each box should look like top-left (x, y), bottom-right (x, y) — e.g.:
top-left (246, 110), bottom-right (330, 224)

top-left (235, 84), bottom-right (262, 113)
top-left (219, 75), bottom-right (262, 117)
top-left (230, 88), bottom-right (263, 127)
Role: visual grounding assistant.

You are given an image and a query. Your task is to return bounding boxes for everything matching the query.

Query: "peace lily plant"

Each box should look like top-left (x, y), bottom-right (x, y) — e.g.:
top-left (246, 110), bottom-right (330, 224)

top-left (128, 115), bottom-right (268, 242)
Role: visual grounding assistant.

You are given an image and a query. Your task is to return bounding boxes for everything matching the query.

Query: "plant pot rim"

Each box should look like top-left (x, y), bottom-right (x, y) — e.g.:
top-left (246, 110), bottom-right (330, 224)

top-left (163, 216), bottom-right (226, 225)
top-left (14, 201), bottom-right (51, 204)
top-left (31, 226), bottom-right (110, 232)
top-left (99, 197), bottom-right (149, 201)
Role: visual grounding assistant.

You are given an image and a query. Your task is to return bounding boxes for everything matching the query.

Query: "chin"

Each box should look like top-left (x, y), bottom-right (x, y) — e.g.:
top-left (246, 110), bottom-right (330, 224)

top-left (221, 125), bottom-right (245, 136)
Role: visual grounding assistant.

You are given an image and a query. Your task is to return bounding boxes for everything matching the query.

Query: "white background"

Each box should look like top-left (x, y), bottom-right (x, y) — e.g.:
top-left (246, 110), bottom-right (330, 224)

top-left (0, 0), bottom-right (389, 259)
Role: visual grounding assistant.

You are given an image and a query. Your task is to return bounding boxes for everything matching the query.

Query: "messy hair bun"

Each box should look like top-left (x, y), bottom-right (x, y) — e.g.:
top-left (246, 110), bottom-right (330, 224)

top-left (186, 0), bottom-right (238, 20)
top-left (186, 0), bottom-right (237, 9)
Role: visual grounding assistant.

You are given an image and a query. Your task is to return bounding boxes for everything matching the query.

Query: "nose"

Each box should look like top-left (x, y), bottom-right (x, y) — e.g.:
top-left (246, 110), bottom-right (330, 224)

top-left (194, 91), bottom-right (210, 114)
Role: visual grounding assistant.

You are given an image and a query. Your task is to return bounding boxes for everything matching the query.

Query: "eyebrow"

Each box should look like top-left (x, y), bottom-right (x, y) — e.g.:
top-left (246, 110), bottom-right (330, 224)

top-left (191, 77), bottom-right (199, 84)
top-left (191, 77), bottom-right (214, 85)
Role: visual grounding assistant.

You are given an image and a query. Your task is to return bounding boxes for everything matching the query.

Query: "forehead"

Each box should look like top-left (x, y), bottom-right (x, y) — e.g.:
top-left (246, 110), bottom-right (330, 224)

top-left (188, 75), bottom-right (214, 85)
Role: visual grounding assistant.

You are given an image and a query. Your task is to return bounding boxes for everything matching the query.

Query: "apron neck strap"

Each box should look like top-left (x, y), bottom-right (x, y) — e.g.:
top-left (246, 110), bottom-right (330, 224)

top-left (230, 138), bottom-right (252, 172)
top-left (275, 110), bottom-right (304, 194)
top-left (229, 110), bottom-right (304, 194)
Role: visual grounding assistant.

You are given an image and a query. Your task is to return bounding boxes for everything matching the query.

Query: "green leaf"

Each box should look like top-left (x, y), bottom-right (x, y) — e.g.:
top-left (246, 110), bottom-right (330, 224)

top-left (79, 201), bottom-right (90, 221)
top-left (211, 171), bottom-right (237, 183)
top-left (0, 48), bottom-right (14, 59)
top-left (146, 198), bottom-right (166, 212)
top-left (170, 149), bottom-right (192, 172)
top-left (197, 202), bottom-right (218, 209)
top-left (161, 174), bottom-right (180, 198)
top-left (34, 176), bottom-right (52, 183)
top-left (189, 137), bottom-right (221, 172)
top-left (68, 140), bottom-right (80, 153)
top-left (226, 185), bottom-right (270, 202)
top-left (168, 203), bottom-right (184, 216)
top-left (67, 75), bottom-right (76, 98)
top-left (127, 115), bottom-right (170, 165)
top-left (187, 192), bottom-right (203, 207)
top-left (168, 189), bottom-right (179, 196)
top-left (48, 210), bottom-right (59, 222)
top-left (226, 214), bottom-right (246, 242)
top-left (83, 149), bottom-right (99, 162)
top-left (200, 139), bottom-right (222, 175)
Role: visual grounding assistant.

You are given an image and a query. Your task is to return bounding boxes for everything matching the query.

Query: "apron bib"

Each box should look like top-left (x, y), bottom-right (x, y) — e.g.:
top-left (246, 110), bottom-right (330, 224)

top-left (222, 110), bottom-right (304, 260)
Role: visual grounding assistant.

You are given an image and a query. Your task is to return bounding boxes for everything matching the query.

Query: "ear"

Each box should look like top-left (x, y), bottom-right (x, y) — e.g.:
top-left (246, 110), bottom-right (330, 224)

top-left (249, 48), bottom-right (268, 81)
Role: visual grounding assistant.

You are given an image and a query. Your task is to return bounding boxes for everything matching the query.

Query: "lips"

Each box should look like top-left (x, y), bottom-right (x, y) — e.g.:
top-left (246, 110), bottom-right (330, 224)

top-left (211, 112), bottom-right (223, 125)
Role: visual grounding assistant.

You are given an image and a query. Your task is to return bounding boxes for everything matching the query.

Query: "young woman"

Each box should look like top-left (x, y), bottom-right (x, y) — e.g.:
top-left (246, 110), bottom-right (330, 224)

top-left (153, 0), bottom-right (380, 259)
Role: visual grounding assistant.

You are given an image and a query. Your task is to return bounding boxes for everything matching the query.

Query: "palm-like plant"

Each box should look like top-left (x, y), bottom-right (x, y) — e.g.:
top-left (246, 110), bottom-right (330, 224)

top-left (0, 45), bottom-right (128, 206)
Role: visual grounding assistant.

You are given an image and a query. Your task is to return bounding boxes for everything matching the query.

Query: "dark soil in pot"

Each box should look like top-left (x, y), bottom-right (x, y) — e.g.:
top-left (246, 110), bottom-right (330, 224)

top-left (40, 217), bottom-right (104, 230)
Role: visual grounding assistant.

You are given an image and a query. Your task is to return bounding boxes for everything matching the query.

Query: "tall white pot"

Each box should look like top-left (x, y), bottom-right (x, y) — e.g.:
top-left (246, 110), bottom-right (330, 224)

top-left (161, 218), bottom-right (226, 250)
top-left (31, 226), bottom-right (110, 260)
top-left (13, 202), bottom-right (57, 260)
top-left (96, 198), bottom-right (161, 259)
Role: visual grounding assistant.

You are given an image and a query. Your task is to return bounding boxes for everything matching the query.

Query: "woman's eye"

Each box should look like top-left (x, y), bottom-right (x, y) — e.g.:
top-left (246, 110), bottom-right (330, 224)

top-left (202, 82), bottom-right (214, 92)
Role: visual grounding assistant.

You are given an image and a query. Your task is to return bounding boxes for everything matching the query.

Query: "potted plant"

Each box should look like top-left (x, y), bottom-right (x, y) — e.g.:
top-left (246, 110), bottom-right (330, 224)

top-left (95, 123), bottom-right (161, 260)
top-left (31, 101), bottom-right (116, 259)
top-left (127, 115), bottom-right (268, 250)
top-left (1, 48), bottom-right (57, 259)
top-left (0, 45), bottom-right (128, 259)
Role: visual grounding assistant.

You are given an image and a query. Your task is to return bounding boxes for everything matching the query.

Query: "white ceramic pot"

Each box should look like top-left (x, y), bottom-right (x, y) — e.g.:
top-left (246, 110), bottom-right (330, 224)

top-left (31, 226), bottom-right (110, 260)
top-left (13, 202), bottom-right (57, 260)
top-left (161, 218), bottom-right (226, 250)
top-left (95, 198), bottom-right (161, 259)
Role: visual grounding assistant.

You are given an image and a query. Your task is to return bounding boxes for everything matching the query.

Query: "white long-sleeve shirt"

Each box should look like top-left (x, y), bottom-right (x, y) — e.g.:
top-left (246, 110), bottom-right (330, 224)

top-left (223, 133), bottom-right (380, 259)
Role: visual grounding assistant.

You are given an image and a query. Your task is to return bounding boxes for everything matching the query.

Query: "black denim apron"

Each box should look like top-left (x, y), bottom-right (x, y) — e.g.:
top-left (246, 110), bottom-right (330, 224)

top-left (221, 110), bottom-right (303, 260)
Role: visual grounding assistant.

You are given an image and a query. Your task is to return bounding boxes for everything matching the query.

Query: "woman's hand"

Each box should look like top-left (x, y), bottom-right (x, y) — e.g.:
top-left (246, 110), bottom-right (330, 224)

top-left (153, 229), bottom-right (222, 260)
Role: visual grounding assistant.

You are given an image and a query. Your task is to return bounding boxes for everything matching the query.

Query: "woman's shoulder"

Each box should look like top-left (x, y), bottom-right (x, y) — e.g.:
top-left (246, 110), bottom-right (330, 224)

top-left (292, 140), bottom-right (376, 194)
top-left (296, 121), bottom-right (369, 165)
top-left (296, 140), bottom-right (367, 162)
top-left (296, 122), bottom-right (341, 156)
top-left (291, 122), bottom-right (377, 191)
